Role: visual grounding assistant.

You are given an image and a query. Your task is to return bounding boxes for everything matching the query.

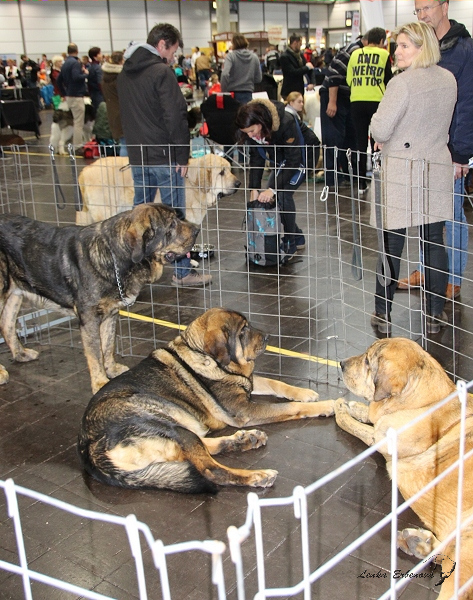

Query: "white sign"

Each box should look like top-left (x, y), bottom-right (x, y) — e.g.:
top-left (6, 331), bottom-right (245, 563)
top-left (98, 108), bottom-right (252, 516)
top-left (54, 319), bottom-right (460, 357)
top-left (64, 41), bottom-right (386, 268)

top-left (352, 11), bottom-right (360, 39)
top-left (268, 26), bottom-right (283, 45)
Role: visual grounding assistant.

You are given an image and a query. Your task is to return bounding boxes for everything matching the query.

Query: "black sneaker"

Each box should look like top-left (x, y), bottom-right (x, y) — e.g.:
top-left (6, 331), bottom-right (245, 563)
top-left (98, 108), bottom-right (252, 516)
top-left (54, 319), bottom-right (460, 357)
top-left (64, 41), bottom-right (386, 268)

top-left (295, 234), bottom-right (306, 250)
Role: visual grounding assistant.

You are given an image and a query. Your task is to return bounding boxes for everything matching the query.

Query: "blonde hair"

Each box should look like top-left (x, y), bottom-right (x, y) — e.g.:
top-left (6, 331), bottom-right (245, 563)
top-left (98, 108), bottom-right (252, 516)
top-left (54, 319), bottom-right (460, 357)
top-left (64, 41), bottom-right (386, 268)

top-left (395, 21), bottom-right (440, 69)
top-left (52, 55), bottom-right (64, 68)
top-left (284, 91), bottom-right (305, 115)
top-left (210, 73), bottom-right (219, 84)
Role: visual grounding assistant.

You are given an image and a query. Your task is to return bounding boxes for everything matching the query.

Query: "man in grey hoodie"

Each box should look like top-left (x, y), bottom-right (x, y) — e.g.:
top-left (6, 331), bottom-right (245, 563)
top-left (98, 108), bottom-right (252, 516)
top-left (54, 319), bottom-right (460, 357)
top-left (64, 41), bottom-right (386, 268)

top-left (221, 34), bottom-right (262, 104)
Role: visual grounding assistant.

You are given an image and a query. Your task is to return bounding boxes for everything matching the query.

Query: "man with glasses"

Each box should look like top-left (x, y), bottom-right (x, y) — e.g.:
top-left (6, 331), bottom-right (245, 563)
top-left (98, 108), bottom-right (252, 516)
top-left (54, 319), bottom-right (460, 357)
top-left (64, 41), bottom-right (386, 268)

top-left (118, 23), bottom-right (211, 287)
top-left (399, 0), bottom-right (473, 300)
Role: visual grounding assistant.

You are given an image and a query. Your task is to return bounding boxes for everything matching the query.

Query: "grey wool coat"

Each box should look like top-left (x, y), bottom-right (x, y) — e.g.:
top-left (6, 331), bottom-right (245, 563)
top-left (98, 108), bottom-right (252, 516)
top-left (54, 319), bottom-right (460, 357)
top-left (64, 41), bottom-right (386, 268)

top-left (370, 65), bottom-right (456, 230)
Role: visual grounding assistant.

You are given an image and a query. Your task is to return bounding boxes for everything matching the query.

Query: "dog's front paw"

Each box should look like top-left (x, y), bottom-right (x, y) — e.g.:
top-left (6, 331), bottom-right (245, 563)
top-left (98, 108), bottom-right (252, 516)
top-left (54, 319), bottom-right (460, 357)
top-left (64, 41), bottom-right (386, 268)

top-left (106, 363), bottom-right (129, 379)
top-left (14, 348), bottom-right (39, 363)
top-left (335, 397), bottom-right (350, 426)
top-left (291, 387), bottom-right (319, 402)
top-left (236, 429), bottom-right (268, 451)
top-left (248, 469), bottom-right (278, 488)
top-left (347, 400), bottom-right (370, 422)
top-left (0, 365), bottom-right (9, 385)
top-left (398, 528), bottom-right (436, 559)
top-left (335, 397), bottom-right (349, 414)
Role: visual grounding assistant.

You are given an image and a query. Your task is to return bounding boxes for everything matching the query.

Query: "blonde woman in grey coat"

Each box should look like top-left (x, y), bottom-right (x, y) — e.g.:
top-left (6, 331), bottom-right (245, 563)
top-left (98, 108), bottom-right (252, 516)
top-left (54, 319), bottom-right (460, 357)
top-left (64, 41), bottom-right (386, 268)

top-left (369, 21), bottom-right (456, 335)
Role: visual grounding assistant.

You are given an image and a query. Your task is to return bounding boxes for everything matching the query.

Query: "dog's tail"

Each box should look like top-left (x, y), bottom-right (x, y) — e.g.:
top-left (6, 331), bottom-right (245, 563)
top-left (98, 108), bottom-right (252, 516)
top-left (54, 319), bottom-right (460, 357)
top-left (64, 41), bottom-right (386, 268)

top-left (86, 458), bottom-right (218, 494)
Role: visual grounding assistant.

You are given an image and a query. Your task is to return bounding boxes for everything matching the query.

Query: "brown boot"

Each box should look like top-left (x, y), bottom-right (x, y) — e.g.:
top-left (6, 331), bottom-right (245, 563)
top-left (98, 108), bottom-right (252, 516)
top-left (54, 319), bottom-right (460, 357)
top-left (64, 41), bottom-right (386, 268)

top-left (446, 283), bottom-right (461, 300)
top-left (397, 270), bottom-right (424, 290)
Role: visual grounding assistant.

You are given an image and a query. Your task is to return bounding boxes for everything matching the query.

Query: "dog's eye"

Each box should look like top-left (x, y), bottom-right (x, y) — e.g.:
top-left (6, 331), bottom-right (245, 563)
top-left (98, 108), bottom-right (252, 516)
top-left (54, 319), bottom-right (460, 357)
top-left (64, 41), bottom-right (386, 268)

top-left (219, 170), bottom-right (225, 177)
top-left (364, 356), bottom-right (370, 369)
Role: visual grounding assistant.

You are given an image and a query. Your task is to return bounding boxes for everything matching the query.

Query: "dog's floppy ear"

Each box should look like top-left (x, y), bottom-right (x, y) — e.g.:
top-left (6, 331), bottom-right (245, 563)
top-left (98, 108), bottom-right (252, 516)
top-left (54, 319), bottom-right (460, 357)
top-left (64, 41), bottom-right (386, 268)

top-left (204, 327), bottom-right (231, 366)
top-left (372, 356), bottom-right (409, 402)
top-left (124, 204), bottom-right (166, 263)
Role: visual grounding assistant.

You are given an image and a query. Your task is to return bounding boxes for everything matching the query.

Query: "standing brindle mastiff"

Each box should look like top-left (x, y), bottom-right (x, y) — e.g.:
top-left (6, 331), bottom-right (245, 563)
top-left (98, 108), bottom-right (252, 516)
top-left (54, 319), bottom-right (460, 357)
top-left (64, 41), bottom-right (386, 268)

top-left (0, 204), bottom-right (198, 393)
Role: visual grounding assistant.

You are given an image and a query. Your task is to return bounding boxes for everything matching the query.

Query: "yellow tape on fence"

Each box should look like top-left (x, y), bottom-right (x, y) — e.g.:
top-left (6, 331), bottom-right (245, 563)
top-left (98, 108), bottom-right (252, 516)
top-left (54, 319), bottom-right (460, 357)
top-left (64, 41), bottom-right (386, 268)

top-left (119, 310), bottom-right (340, 368)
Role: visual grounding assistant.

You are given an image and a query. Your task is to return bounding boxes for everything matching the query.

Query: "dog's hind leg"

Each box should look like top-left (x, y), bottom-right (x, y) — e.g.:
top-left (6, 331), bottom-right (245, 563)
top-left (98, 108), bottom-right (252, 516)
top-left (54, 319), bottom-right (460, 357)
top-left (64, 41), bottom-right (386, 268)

top-left (102, 423), bottom-right (277, 491)
top-left (0, 293), bottom-right (39, 363)
top-left (202, 429), bottom-right (268, 455)
top-left (184, 442), bottom-right (277, 488)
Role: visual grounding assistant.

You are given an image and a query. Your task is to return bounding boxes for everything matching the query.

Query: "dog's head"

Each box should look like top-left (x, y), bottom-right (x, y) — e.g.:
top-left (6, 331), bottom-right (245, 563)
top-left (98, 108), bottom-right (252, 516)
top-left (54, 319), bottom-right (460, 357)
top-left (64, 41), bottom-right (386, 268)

top-left (187, 154), bottom-right (241, 200)
top-left (181, 308), bottom-right (269, 369)
top-left (340, 338), bottom-right (450, 405)
top-left (122, 204), bottom-right (199, 264)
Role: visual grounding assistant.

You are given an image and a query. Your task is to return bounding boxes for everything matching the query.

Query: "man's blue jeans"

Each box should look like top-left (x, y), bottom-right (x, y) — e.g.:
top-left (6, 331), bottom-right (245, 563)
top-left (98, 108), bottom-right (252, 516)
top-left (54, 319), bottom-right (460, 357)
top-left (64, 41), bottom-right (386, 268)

top-left (131, 164), bottom-right (191, 278)
top-left (417, 177), bottom-right (467, 286)
top-left (446, 177), bottom-right (467, 286)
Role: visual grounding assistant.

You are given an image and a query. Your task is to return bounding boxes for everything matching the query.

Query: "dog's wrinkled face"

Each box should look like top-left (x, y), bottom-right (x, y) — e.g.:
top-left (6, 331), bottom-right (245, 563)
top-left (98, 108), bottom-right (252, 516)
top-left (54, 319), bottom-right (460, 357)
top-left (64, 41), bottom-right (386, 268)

top-left (182, 308), bottom-right (269, 368)
top-left (340, 338), bottom-right (429, 403)
top-left (124, 204), bottom-right (199, 264)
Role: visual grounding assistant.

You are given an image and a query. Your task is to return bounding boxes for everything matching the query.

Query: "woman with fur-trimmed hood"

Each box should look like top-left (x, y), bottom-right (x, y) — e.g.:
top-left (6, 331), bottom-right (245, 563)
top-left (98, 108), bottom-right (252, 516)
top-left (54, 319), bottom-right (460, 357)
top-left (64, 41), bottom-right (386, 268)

top-left (236, 98), bottom-right (306, 259)
top-left (101, 51), bottom-right (126, 153)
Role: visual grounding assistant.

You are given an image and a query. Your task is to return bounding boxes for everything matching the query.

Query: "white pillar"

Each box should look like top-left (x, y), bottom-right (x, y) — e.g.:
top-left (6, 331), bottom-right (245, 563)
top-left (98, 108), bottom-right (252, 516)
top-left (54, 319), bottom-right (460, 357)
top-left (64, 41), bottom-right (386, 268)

top-left (216, 0), bottom-right (231, 34)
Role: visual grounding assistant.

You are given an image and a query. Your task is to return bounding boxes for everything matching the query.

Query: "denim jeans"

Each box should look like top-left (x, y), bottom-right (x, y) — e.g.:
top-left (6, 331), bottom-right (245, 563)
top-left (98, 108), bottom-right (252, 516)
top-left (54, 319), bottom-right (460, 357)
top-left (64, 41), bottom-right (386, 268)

top-left (416, 177), bottom-right (467, 286)
top-left (446, 177), bottom-right (467, 286)
top-left (233, 91), bottom-right (253, 104)
top-left (131, 164), bottom-right (191, 278)
top-left (119, 137), bottom-right (128, 157)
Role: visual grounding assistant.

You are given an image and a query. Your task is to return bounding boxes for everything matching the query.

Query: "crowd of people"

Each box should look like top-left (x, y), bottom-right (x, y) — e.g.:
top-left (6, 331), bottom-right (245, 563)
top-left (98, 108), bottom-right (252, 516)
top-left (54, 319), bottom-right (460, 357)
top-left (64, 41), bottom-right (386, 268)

top-left (1, 1), bottom-right (472, 324)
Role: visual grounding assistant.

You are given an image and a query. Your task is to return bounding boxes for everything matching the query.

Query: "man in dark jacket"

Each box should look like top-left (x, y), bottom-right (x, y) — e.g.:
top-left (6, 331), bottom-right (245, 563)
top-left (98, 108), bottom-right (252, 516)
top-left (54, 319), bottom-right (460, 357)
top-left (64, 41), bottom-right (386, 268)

top-left (319, 35), bottom-right (366, 189)
top-left (117, 23), bottom-right (210, 287)
top-left (399, 0), bottom-right (473, 300)
top-left (280, 34), bottom-right (314, 99)
top-left (57, 43), bottom-right (88, 154)
top-left (20, 54), bottom-right (39, 88)
top-left (87, 46), bottom-right (104, 111)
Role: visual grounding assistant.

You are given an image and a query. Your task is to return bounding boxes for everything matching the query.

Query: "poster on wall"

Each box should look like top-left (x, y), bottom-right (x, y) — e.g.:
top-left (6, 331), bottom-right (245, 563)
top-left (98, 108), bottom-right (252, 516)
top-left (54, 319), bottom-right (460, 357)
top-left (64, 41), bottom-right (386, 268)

top-left (352, 10), bottom-right (360, 38)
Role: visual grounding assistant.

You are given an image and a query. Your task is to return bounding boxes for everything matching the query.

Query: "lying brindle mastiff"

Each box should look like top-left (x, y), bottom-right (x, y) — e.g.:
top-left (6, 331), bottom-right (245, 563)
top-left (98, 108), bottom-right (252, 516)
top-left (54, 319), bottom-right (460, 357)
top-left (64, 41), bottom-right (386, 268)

top-left (78, 308), bottom-right (335, 493)
top-left (0, 204), bottom-right (198, 393)
top-left (335, 338), bottom-right (473, 600)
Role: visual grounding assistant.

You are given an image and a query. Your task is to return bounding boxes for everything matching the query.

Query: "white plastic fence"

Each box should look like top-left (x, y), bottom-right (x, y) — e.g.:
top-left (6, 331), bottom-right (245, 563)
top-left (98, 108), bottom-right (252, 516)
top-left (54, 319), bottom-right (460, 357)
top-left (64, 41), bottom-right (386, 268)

top-left (1, 380), bottom-right (472, 599)
top-left (227, 379), bottom-right (473, 599)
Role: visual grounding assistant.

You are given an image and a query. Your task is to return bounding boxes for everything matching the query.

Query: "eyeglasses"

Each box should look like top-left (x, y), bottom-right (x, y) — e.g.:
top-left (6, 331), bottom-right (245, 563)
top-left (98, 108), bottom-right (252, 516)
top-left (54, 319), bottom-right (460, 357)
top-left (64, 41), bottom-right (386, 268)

top-left (413, 2), bottom-right (445, 16)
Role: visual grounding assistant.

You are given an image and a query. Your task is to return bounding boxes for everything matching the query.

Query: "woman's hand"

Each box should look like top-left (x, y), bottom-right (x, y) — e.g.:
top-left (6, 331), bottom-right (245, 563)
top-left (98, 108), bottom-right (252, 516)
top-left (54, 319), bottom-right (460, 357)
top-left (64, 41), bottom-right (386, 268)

top-left (258, 189), bottom-right (275, 203)
top-left (374, 142), bottom-right (383, 151)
